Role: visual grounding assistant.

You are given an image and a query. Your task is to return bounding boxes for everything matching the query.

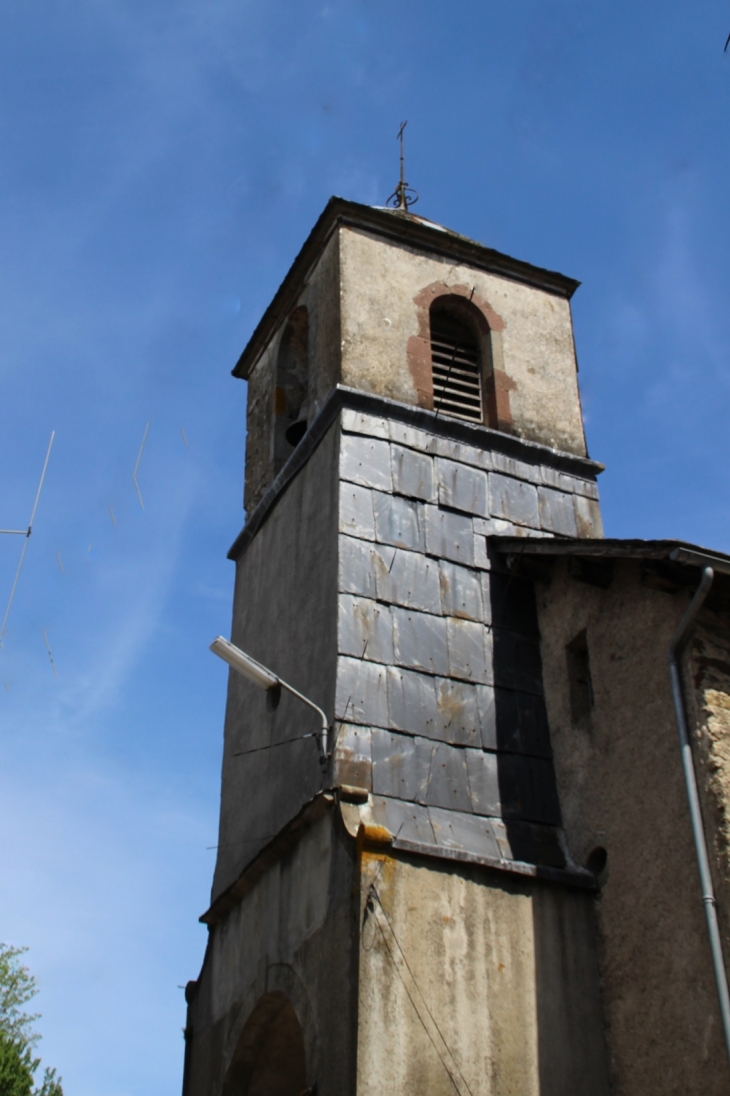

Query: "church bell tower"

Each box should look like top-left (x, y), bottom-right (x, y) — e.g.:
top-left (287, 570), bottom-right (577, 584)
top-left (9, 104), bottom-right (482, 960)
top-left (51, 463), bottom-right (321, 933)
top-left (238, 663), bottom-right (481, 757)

top-left (182, 198), bottom-right (610, 1096)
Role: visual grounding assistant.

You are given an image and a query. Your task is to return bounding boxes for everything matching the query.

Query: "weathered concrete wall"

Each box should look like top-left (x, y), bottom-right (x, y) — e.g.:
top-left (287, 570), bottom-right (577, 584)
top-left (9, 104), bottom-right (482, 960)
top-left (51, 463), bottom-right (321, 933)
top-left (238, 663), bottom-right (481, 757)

top-left (186, 811), bottom-right (359, 1096)
top-left (357, 844), bottom-right (609, 1096)
top-left (339, 226), bottom-right (587, 457)
top-left (214, 421), bottom-right (340, 900)
top-left (536, 560), bottom-right (730, 1093)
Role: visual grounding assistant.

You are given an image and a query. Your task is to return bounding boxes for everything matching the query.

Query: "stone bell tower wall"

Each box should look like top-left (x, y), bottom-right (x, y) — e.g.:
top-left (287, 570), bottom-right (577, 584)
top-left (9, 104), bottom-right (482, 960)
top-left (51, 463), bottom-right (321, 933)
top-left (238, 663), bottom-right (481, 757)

top-left (238, 199), bottom-right (588, 514)
top-left (338, 225), bottom-right (587, 458)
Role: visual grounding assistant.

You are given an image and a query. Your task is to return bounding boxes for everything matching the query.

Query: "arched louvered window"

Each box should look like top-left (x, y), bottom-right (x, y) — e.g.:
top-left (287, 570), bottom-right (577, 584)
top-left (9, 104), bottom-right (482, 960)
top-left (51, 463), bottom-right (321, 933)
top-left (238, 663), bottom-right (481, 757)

top-left (429, 304), bottom-right (484, 424)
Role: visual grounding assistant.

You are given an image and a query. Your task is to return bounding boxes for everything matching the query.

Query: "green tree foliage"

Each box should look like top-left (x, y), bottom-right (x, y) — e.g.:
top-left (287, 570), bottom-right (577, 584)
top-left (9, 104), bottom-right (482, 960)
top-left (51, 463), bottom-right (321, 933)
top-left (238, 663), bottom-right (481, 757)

top-left (0, 945), bottom-right (63, 1096)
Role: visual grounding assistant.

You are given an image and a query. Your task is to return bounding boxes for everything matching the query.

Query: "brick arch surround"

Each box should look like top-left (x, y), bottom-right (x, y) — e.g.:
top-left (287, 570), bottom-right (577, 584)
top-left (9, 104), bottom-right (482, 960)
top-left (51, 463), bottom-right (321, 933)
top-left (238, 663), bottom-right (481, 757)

top-left (407, 282), bottom-right (516, 432)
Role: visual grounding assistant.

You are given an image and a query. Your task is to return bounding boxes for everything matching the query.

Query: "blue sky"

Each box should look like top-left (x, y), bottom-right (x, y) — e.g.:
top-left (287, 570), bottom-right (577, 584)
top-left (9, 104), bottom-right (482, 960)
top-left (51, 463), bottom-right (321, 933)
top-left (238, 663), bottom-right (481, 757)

top-left (0, 1), bottom-right (728, 1092)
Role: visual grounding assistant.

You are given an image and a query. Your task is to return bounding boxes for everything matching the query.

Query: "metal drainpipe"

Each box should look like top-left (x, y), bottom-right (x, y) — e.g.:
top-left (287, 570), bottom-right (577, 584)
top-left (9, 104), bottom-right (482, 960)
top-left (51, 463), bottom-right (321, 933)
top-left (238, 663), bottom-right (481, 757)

top-left (668, 565), bottom-right (730, 1066)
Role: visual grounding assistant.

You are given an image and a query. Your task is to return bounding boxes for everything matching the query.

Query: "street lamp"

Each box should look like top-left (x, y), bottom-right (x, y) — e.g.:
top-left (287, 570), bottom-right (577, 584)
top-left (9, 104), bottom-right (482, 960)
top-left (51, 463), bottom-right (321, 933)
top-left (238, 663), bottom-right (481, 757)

top-left (209, 636), bottom-right (330, 771)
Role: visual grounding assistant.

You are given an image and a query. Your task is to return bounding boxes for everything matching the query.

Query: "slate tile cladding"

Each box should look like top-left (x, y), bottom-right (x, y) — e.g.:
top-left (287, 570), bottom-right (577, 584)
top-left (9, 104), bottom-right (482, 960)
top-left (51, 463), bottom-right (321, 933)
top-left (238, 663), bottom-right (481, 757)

top-left (336, 408), bottom-right (581, 863)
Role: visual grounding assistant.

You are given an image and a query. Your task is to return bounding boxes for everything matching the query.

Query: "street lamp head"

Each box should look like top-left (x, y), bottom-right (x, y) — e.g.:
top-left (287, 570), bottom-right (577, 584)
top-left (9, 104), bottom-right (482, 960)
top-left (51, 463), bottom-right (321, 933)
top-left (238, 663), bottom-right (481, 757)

top-left (210, 636), bottom-right (279, 691)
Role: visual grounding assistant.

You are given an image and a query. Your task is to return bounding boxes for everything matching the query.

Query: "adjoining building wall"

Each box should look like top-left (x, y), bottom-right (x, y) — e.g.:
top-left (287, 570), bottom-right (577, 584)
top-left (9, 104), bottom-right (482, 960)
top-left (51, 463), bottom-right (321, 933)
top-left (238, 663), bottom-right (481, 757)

top-left (338, 226), bottom-right (587, 457)
top-left (535, 559), bottom-right (730, 1094)
top-left (186, 810), bottom-right (359, 1096)
top-left (356, 842), bottom-right (609, 1096)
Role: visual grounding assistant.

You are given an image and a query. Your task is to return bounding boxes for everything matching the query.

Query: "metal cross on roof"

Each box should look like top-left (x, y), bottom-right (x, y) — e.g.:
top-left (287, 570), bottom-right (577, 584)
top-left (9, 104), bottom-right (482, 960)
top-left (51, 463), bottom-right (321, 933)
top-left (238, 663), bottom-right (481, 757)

top-left (387, 120), bottom-right (419, 212)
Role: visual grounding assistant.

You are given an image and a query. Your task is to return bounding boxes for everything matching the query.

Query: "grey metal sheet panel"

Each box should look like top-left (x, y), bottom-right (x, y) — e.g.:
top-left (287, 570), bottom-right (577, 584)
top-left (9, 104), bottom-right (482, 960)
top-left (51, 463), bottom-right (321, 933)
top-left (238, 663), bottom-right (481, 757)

top-left (392, 606), bottom-right (449, 676)
top-left (391, 444), bottom-right (436, 502)
top-left (373, 491), bottom-right (425, 552)
top-left (438, 560), bottom-right (485, 622)
top-left (446, 617), bottom-right (490, 683)
top-left (340, 408), bottom-right (390, 439)
top-left (537, 485), bottom-right (578, 537)
top-left (432, 677), bottom-right (483, 748)
top-left (424, 740), bottom-right (472, 813)
top-left (424, 505), bottom-right (475, 566)
top-left (491, 451), bottom-right (541, 484)
top-left (371, 728), bottom-right (433, 801)
top-left (427, 806), bottom-right (504, 862)
top-left (489, 473), bottom-right (540, 528)
top-left (332, 722), bottom-right (373, 789)
top-left (573, 493), bottom-right (604, 538)
top-left (476, 684), bottom-right (498, 751)
top-left (465, 748), bottom-right (501, 816)
top-left (370, 795), bottom-right (436, 846)
top-left (338, 594), bottom-right (394, 664)
top-left (375, 546), bottom-right (441, 614)
top-left (340, 434), bottom-right (393, 492)
top-left (435, 458), bottom-right (489, 517)
top-left (339, 482), bottom-right (376, 540)
top-left (387, 665), bottom-right (438, 737)
top-left (434, 437), bottom-right (491, 471)
top-left (388, 420), bottom-right (436, 455)
top-left (473, 533), bottom-right (490, 569)
top-left (338, 534), bottom-right (380, 599)
top-left (336, 656), bottom-right (389, 727)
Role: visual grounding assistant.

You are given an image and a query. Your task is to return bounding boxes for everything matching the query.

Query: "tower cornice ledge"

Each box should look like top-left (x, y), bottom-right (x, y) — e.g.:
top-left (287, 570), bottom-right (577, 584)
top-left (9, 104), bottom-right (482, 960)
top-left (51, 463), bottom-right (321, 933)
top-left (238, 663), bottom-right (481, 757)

top-left (228, 384), bottom-right (604, 562)
top-left (232, 196), bottom-right (581, 381)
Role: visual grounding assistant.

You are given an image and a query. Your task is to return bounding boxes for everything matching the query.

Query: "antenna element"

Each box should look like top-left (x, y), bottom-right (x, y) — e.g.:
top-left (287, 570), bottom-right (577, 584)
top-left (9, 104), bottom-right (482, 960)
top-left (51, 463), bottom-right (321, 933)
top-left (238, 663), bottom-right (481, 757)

top-left (387, 121), bottom-right (419, 212)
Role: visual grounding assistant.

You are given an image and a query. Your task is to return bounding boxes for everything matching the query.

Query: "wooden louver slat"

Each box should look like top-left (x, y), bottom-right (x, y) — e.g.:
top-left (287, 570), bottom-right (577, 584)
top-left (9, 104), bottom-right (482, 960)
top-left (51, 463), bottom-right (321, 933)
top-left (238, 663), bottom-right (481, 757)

top-left (430, 314), bottom-right (483, 424)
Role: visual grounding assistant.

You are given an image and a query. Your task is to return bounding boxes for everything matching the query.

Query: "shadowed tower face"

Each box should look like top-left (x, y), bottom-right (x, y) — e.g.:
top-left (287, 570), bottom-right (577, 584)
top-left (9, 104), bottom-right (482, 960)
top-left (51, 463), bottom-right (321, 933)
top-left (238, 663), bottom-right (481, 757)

top-left (182, 199), bottom-right (609, 1096)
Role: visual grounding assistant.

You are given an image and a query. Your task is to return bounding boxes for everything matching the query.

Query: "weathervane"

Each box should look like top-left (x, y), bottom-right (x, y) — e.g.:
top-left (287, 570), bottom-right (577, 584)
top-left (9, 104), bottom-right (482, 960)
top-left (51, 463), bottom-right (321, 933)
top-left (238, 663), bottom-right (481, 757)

top-left (387, 121), bottom-right (418, 212)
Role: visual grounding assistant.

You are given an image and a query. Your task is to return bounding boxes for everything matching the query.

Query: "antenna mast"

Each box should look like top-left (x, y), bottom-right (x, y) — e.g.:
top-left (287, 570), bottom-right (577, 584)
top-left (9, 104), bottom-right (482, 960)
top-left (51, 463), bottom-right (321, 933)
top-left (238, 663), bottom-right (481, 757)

top-left (387, 121), bottom-right (419, 211)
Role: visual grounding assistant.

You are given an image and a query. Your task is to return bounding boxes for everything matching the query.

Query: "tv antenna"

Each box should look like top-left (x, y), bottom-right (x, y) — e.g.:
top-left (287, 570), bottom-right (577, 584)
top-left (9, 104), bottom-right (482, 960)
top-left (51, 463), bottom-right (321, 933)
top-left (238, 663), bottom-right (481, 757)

top-left (387, 121), bottom-right (418, 212)
top-left (0, 432), bottom-right (55, 646)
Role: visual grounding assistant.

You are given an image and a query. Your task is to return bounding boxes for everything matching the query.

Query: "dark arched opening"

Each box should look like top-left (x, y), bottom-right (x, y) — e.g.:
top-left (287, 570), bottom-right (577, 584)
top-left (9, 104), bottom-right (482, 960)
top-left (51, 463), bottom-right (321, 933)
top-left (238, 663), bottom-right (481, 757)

top-left (429, 297), bottom-right (489, 424)
top-left (222, 992), bottom-right (307, 1096)
top-left (273, 306), bottom-right (309, 473)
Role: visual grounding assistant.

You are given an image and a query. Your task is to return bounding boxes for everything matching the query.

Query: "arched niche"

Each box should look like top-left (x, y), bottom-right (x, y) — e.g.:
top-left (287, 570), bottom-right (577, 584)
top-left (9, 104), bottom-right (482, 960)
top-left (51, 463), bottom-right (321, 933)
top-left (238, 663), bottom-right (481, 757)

top-left (222, 991), bottom-right (308, 1096)
top-left (273, 305), bottom-right (309, 474)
